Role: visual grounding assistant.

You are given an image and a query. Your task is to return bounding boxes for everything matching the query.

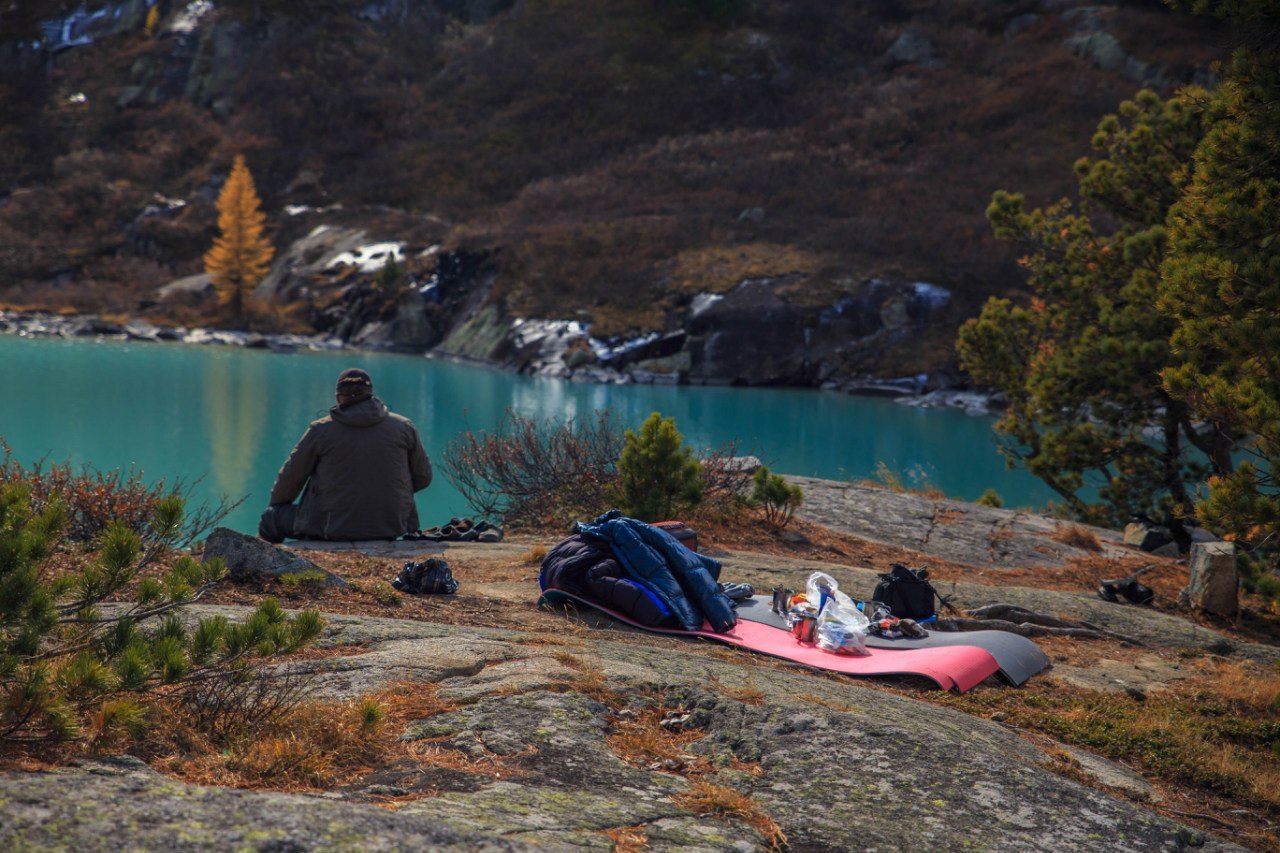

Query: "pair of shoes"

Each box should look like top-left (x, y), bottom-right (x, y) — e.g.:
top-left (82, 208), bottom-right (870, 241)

top-left (1098, 579), bottom-right (1155, 605)
top-left (436, 517), bottom-right (476, 539)
top-left (470, 520), bottom-right (503, 543)
top-left (899, 618), bottom-right (928, 639)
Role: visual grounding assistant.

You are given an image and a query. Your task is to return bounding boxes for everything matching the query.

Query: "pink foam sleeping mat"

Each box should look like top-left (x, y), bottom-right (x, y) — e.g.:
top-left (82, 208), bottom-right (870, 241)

top-left (539, 587), bottom-right (1001, 692)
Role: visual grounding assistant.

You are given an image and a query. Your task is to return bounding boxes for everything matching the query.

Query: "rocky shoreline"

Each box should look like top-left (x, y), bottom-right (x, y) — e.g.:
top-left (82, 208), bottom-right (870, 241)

top-left (0, 308), bottom-right (1003, 416)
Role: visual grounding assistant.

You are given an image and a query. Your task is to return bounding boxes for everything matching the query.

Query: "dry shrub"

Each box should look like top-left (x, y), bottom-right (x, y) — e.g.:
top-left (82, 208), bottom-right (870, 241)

top-left (693, 442), bottom-right (757, 522)
top-left (1052, 523), bottom-right (1103, 553)
top-left (0, 439), bottom-right (178, 541)
top-left (443, 408), bottom-right (754, 532)
top-left (148, 681), bottom-right (458, 792)
top-left (672, 779), bottom-right (788, 852)
top-left (148, 693), bottom-right (381, 790)
top-left (177, 667), bottom-right (316, 744)
top-left (870, 462), bottom-right (947, 500)
top-left (442, 409), bottom-right (623, 530)
top-left (522, 544), bottom-right (549, 564)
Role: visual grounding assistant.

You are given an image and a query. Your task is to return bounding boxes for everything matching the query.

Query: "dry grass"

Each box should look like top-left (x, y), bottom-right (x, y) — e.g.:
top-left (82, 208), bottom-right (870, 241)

top-left (672, 779), bottom-right (788, 852)
top-left (923, 659), bottom-right (1280, 848)
top-left (1213, 660), bottom-right (1280, 709)
top-left (149, 696), bottom-right (382, 790)
top-left (1037, 746), bottom-right (1102, 791)
top-left (1051, 522), bottom-right (1103, 553)
top-left (603, 825), bottom-right (650, 852)
top-left (666, 243), bottom-right (827, 298)
top-left (403, 738), bottom-right (534, 779)
top-left (552, 652), bottom-right (617, 702)
top-left (513, 634), bottom-right (578, 648)
top-left (710, 674), bottom-right (766, 706)
top-left (145, 681), bottom-right (460, 794)
top-left (793, 693), bottom-right (857, 714)
top-left (867, 462), bottom-right (948, 500)
top-left (606, 706), bottom-right (707, 772)
top-left (603, 701), bottom-right (787, 849)
top-left (521, 544), bottom-right (549, 564)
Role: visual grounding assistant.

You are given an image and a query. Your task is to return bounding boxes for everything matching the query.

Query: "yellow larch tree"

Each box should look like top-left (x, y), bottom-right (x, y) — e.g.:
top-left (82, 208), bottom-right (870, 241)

top-left (203, 154), bottom-right (273, 326)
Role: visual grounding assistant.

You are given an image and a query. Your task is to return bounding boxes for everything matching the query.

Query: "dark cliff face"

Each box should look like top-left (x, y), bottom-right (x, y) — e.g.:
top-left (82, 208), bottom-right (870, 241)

top-left (0, 0), bottom-right (1226, 379)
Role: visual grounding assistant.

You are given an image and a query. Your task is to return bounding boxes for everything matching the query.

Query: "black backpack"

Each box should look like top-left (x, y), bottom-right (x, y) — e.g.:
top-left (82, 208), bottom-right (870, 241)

top-left (871, 563), bottom-right (940, 620)
top-left (392, 558), bottom-right (459, 595)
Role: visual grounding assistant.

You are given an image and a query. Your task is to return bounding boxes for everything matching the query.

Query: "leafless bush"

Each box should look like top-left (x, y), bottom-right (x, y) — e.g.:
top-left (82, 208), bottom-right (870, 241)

top-left (443, 409), bottom-right (759, 531)
top-left (697, 440), bottom-right (755, 519)
top-left (442, 409), bottom-right (624, 529)
top-left (176, 665), bottom-right (317, 744)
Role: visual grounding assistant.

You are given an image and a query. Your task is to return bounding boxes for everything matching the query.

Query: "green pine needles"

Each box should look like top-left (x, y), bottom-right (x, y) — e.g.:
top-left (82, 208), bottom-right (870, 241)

top-left (751, 466), bottom-right (803, 529)
top-left (0, 482), bottom-right (321, 743)
top-left (1160, 4), bottom-right (1280, 558)
top-left (959, 89), bottom-right (1212, 529)
top-left (960, 0), bottom-right (1280, 574)
top-left (617, 412), bottom-right (703, 522)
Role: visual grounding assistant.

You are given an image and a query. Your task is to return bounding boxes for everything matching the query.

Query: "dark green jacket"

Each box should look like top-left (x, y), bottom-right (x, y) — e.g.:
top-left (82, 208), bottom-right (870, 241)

top-left (269, 396), bottom-right (432, 540)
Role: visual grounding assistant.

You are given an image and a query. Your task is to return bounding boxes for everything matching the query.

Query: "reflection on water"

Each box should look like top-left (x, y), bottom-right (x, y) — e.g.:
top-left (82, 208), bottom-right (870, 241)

top-left (205, 351), bottom-right (268, 498)
top-left (0, 335), bottom-right (1058, 534)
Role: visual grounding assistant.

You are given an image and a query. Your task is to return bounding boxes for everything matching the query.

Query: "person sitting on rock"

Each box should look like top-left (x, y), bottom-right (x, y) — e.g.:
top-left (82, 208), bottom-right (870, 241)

top-left (258, 367), bottom-right (432, 542)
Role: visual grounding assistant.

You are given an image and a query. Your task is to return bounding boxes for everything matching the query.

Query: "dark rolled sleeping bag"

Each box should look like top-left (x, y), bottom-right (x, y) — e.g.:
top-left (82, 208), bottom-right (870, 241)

top-left (540, 534), bottom-right (674, 627)
top-left (539, 534), bottom-right (608, 595)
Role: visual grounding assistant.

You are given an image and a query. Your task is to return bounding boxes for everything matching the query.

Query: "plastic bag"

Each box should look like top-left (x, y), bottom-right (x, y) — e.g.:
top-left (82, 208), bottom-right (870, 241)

top-left (806, 572), bottom-right (870, 655)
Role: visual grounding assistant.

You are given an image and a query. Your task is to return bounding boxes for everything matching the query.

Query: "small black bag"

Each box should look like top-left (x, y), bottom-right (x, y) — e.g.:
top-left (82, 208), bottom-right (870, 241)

top-left (392, 557), bottom-right (459, 595)
top-left (871, 563), bottom-right (938, 620)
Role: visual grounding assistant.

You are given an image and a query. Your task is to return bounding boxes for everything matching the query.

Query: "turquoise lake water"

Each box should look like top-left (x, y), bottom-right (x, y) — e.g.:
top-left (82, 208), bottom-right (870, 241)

top-left (0, 334), bottom-right (1057, 534)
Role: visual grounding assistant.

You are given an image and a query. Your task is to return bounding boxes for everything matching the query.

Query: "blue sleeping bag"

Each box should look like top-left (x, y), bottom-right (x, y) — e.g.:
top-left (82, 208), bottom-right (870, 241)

top-left (575, 510), bottom-right (736, 633)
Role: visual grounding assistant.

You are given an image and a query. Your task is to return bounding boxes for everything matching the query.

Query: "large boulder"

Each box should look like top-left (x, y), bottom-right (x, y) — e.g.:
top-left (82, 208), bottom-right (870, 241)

top-left (202, 527), bottom-right (347, 587)
top-left (1123, 521), bottom-right (1176, 555)
top-left (684, 277), bottom-right (812, 385)
top-left (1187, 541), bottom-right (1238, 618)
top-left (683, 277), bottom-right (952, 386)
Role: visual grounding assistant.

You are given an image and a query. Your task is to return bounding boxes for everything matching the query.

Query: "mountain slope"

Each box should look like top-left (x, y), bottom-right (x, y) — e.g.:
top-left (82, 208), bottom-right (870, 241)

top-left (0, 0), bottom-right (1226, 373)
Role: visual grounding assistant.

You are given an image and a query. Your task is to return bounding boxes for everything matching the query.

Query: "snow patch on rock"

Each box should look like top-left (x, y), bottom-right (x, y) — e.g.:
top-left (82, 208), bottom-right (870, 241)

top-left (326, 242), bottom-right (404, 273)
